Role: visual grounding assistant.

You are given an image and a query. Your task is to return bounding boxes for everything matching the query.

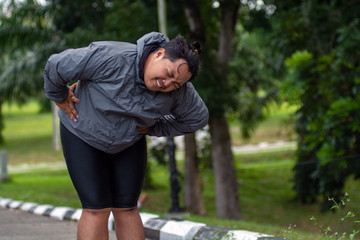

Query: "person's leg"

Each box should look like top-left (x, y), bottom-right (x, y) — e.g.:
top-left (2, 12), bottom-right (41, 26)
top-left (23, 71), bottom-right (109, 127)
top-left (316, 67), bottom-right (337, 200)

top-left (109, 136), bottom-right (147, 240)
top-left (60, 123), bottom-right (113, 240)
top-left (112, 207), bottom-right (144, 240)
top-left (78, 208), bottom-right (111, 240)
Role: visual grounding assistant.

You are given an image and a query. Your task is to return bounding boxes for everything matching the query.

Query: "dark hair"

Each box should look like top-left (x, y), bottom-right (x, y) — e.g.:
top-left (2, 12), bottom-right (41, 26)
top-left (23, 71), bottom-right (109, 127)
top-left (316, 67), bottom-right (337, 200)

top-left (163, 35), bottom-right (201, 80)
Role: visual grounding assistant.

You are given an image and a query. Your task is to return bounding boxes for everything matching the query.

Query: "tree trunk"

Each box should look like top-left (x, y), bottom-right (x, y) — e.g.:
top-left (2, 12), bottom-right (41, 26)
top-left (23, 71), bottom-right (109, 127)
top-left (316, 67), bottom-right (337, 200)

top-left (184, 0), bottom-right (241, 219)
top-left (183, 0), bottom-right (207, 216)
top-left (209, 117), bottom-right (240, 219)
top-left (51, 101), bottom-right (60, 151)
top-left (210, 1), bottom-right (241, 220)
top-left (184, 133), bottom-right (206, 215)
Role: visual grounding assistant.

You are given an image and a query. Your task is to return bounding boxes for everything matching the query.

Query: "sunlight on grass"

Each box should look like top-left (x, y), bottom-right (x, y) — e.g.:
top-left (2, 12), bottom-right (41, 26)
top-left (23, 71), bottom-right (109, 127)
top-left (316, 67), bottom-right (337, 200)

top-left (2, 101), bottom-right (40, 115)
top-left (229, 102), bottom-right (298, 145)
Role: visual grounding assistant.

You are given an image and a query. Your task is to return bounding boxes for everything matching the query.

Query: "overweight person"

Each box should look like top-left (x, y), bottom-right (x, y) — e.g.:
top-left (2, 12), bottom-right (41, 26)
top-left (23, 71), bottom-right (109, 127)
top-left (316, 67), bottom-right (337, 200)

top-left (44, 32), bottom-right (208, 240)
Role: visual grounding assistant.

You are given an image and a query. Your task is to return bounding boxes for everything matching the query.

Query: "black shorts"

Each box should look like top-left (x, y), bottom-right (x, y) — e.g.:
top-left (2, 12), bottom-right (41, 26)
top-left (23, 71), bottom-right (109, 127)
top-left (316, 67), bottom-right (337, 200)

top-left (60, 123), bottom-right (147, 209)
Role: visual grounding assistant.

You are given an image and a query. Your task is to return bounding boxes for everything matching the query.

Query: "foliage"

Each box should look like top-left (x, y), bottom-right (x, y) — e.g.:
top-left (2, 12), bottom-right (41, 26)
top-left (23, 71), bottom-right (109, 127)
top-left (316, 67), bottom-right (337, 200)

top-left (310, 193), bottom-right (360, 240)
top-left (269, 1), bottom-right (360, 209)
top-left (148, 127), bottom-right (212, 171)
top-left (0, 0), bottom-right (159, 143)
top-left (228, 26), bottom-right (279, 139)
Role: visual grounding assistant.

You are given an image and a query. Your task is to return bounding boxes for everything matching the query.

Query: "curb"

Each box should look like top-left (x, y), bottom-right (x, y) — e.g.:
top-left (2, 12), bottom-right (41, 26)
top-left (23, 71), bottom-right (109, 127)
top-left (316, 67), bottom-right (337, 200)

top-left (0, 197), bottom-right (288, 240)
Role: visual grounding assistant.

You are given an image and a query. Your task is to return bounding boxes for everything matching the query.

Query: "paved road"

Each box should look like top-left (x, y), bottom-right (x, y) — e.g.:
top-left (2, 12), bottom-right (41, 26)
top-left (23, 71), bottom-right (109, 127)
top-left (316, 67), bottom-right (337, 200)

top-left (0, 207), bottom-right (117, 240)
top-left (7, 141), bottom-right (296, 174)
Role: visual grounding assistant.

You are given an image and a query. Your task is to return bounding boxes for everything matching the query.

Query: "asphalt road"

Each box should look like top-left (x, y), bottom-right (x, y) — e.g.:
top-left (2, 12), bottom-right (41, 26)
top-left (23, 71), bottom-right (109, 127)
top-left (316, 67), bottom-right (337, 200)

top-left (0, 207), bottom-right (117, 240)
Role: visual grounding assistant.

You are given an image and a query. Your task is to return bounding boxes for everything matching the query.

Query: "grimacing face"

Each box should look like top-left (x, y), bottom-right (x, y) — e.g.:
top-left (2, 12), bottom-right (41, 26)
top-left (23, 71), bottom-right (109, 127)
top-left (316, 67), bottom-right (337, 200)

top-left (143, 48), bottom-right (192, 92)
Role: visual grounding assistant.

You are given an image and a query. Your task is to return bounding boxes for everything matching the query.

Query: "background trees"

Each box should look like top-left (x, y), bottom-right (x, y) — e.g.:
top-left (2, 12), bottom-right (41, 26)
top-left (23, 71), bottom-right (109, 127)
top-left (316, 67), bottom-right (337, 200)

top-left (267, 0), bottom-right (360, 209)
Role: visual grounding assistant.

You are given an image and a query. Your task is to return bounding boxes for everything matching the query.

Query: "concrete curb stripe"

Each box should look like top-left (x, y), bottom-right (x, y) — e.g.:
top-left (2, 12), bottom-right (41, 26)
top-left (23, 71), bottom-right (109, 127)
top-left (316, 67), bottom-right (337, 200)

top-left (50, 207), bottom-right (76, 220)
top-left (33, 204), bottom-right (54, 215)
top-left (71, 209), bottom-right (82, 221)
top-left (140, 212), bottom-right (160, 224)
top-left (193, 225), bottom-right (229, 239)
top-left (0, 197), bottom-right (290, 240)
top-left (28, 205), bottom-right (38, 213)
top-left (228, 230), bottom-right (272, 240)
top-left (108, 212), bottom-right (114, 231)
top-left (0, 198), bottom-right (12, 208)
top-left (9, 200), bottom-right (23, 209)
top-left (143, 217), bottom-right (169, 239)
top-left (160, 219), bottom-right (205, 240)
top-left (20, 202), bottom-right (38, 212)
top-left (63, 209), bottom-right (77, 220)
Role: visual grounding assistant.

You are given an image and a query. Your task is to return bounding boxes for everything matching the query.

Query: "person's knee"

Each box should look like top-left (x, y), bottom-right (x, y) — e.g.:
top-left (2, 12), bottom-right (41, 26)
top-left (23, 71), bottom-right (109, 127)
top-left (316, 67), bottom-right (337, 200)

top-left (82, 208), bottom-right (112, 219)
top-left (111, 206), bottom-right (138, 214)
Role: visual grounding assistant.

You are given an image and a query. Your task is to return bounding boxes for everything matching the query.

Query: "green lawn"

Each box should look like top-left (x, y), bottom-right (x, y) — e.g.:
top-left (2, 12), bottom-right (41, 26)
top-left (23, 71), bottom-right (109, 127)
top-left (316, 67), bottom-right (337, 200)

top-left (1, 102), bottom-right (64, 165)
top-left (229, 102), bottom-right (298, 145)
top-left (1, 101), bottom-right (359, 240)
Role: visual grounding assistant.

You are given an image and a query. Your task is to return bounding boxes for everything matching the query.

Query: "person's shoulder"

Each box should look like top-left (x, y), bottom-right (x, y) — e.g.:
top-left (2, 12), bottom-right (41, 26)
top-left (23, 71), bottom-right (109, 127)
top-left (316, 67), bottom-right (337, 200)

top-left (90, 41), bottom-right (135, 51)
top-left (88, 41), bottom-right (137, 62)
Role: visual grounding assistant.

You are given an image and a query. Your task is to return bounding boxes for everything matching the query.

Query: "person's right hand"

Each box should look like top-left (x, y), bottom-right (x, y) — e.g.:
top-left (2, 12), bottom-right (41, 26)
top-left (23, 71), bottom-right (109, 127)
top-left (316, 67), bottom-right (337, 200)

top-left (55, 83), bottom-right (79, 122)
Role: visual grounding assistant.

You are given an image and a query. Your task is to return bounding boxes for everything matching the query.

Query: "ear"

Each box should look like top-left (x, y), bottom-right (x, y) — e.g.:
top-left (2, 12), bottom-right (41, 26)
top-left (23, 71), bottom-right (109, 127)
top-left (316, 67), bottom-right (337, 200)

top-left (155, 48), bottom-right (165, 58)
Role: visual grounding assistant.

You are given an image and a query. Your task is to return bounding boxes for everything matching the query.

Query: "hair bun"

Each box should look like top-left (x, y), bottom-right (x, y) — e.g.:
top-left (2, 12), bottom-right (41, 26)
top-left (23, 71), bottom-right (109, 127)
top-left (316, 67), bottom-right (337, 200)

top-left (191, 41), bottom-right (201, 55)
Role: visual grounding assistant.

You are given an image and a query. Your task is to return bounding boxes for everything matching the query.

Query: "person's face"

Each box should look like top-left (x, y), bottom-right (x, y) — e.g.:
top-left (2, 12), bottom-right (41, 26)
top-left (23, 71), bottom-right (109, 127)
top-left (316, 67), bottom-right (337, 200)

top-left (143, 48), bottom-right (192, 92)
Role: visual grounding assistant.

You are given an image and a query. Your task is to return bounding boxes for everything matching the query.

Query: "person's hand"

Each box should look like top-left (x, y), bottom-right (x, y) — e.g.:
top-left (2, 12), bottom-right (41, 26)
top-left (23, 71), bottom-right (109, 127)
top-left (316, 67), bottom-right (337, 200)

top-left (138, 126), bottom-right (149, 135)
top-left (55, 83), bottom-right (79, 122)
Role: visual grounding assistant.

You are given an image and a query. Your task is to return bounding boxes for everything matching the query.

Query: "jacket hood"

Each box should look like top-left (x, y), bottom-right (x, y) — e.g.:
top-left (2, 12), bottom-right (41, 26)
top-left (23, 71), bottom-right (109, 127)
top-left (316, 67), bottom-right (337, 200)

top-left (135, 32), bottom-right (169, 86)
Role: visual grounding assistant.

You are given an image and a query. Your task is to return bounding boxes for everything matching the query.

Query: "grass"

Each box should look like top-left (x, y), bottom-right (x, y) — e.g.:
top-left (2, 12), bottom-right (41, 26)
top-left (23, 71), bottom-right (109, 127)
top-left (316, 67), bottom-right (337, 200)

top-left (229, 102), bottom-right (298, 145)
top-left (1, 101), bottom-right (360, 240)
top-left (1, 101), bottom-right (64, 165)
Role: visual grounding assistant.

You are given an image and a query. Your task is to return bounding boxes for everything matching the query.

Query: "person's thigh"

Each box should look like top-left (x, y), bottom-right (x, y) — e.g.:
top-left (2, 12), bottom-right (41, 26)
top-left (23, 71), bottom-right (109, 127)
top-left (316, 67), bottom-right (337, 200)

top-left (109, 136), bottom-right (147, 208)
top-left (60, 123), bottom-right (113, 209)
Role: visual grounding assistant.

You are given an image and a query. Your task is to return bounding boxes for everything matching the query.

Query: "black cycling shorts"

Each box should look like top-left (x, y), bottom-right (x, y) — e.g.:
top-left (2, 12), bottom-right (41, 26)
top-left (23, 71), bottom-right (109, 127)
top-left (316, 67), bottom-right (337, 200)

top-left (60, 123), bottom-right (147, 209)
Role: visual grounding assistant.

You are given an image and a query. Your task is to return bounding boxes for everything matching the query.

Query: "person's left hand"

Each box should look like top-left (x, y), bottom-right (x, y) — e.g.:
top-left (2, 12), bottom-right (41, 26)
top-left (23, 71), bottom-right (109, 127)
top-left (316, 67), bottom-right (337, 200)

top-left (138, 126), bottom-right (149, 135)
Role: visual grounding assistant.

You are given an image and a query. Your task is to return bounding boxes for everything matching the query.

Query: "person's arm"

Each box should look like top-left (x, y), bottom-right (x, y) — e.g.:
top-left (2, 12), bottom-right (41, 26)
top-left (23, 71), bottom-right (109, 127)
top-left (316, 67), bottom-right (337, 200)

top-left (44, 44), bottom-right (106, 102)
top-left (147, 82), bottom-right (209, 137)
top-left (44, 43), bottom-right (107, 121)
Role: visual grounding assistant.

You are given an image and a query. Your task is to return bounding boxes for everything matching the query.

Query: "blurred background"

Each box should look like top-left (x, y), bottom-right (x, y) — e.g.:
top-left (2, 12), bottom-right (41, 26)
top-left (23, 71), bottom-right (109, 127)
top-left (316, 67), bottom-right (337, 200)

top-left (1, 1), bottom-right (359, 239)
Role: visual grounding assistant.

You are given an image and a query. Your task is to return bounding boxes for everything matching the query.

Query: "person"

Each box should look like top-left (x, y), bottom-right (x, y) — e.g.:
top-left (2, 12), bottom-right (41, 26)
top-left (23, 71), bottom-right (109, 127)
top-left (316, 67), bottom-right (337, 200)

top-left (43, 32), bottom-right (208, 240)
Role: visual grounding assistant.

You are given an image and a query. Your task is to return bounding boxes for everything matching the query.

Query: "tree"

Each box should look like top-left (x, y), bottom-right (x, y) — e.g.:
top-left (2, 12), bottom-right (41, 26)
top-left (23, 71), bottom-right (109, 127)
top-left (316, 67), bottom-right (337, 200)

top-left (184, 133), bottom-right (206, 215)
top-left (183, 0), bottom-right (241, 219)
top-left (268, 0), bottom-right (360, 209)
top-left (182, 0), bottom-right (279, 219)
top-left (0, 0), bottom-right (56, 144)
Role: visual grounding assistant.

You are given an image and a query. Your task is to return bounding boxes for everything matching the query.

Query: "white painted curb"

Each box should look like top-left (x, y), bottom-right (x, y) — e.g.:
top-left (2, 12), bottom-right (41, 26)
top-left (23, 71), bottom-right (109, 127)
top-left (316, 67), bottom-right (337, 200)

top-left (0, 196), bottom-right (289, 240)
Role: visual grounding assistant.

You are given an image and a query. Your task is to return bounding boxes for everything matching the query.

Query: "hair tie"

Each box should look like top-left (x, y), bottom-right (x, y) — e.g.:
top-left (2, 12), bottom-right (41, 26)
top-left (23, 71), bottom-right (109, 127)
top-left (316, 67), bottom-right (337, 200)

top-left (194, 49), bottom-right (199, 54)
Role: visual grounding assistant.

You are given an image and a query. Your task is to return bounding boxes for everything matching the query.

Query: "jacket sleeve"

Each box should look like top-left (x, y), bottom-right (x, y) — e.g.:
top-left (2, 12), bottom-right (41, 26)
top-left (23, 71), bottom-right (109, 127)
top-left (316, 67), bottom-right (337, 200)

top-left (44, 44), bottom-right (106, 102)
top-left (147, 83), bottom-right (209, 137)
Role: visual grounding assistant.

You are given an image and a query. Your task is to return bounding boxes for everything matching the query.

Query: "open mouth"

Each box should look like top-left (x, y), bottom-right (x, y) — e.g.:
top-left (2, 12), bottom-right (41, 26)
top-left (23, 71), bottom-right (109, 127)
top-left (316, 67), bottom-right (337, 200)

top-left (156, 79), bottom-right (163, 88)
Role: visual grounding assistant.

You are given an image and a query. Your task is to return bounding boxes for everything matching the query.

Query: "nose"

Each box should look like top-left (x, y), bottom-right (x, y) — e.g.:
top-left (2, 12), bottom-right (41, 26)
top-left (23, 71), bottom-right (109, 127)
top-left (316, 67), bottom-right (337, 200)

top-left (162, 78), bottom-right (174, 88)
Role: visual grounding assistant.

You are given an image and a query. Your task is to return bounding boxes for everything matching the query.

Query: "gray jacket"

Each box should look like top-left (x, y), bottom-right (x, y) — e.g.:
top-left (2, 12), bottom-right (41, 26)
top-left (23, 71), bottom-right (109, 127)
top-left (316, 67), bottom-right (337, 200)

top-left (44, 32), bottom-right (208, 153)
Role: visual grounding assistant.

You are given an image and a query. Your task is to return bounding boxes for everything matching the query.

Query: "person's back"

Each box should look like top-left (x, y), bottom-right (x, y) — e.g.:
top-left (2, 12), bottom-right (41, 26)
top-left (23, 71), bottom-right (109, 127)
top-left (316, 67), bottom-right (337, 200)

top-left (44, 32), bottom-right (207, 240)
